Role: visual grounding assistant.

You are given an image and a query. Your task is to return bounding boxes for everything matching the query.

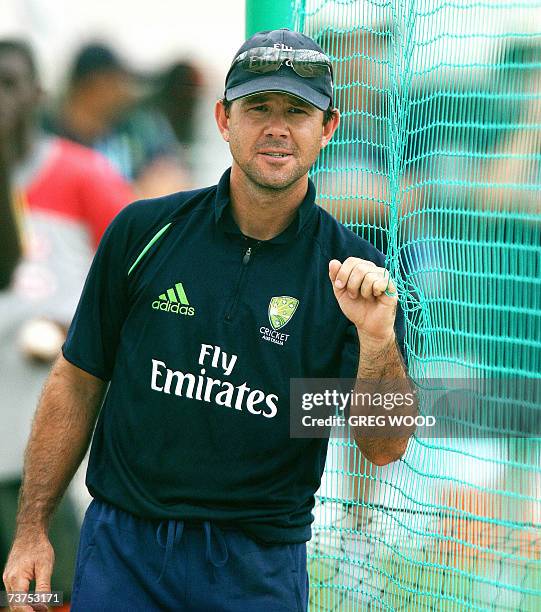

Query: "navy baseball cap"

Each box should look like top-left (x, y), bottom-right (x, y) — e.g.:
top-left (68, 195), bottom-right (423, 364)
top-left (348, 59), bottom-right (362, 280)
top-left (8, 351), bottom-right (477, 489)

top-left (69, 43), bottom-right (129, 85)
top-left (224, 29), bottom-right (333, 111)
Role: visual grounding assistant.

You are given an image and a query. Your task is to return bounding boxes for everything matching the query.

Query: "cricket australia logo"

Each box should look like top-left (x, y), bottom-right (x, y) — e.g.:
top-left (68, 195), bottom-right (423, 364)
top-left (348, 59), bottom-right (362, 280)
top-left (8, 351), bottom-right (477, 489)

top-left (260, 296), bottom-right (299, 346)
top-left (269, 296), bottom-right (299, 330)
top-left (152, 282), bottom-right (195, 316)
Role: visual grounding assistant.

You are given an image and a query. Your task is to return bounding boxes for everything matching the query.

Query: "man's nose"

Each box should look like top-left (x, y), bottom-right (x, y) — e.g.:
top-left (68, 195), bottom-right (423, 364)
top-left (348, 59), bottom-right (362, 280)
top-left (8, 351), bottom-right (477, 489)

top-left (264, 111), bottom-right (290, 139)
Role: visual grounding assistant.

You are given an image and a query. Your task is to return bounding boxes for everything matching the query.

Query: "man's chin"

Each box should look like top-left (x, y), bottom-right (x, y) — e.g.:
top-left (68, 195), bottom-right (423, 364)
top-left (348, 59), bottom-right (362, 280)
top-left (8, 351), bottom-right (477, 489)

top-left (256, 176), bottom-right (295, 190)
top-left (250, 167), bottom-right (306, 191)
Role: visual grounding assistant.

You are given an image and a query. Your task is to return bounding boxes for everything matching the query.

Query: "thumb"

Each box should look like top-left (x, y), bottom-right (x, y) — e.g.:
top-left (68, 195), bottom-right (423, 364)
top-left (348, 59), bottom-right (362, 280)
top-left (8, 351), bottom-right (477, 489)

top-left (328, 259), bottom-right (341, 285)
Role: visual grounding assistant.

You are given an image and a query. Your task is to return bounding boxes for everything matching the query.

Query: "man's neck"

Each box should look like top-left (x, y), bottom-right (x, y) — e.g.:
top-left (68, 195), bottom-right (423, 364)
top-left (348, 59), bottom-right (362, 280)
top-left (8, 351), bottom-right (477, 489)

top-left (229, 164), bottom-right (309, 241)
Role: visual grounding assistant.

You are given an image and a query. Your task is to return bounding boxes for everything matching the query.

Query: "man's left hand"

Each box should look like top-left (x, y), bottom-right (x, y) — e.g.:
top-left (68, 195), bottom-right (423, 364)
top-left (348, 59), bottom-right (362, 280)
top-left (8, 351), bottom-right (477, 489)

top-left (329, 258), bottom-right (397, 343)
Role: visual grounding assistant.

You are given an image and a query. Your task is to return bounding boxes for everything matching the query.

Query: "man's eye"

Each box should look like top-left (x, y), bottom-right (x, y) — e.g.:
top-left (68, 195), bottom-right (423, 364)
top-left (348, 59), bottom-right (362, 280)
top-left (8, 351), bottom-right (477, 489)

top-left (250, 105), bottom-right (267, 112)
top-left (289, 107), bottom-right (307, 114)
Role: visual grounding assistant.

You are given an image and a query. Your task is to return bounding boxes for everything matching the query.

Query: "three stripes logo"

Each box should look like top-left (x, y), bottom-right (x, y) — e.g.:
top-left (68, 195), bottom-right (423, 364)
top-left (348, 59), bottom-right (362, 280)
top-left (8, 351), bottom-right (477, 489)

top-left (152, 282), bottom-right (195, 316)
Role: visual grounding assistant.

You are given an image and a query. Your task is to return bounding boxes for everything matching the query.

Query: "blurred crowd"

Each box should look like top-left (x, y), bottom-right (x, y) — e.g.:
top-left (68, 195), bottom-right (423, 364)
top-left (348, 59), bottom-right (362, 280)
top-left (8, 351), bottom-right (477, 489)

top-left (0, 38), bottom-right (205, 606)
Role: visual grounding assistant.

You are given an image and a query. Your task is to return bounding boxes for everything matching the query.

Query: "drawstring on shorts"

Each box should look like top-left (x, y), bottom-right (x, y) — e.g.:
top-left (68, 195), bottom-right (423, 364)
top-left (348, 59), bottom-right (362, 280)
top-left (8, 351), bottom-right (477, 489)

top-left (203, 520), bottom-right (229, 582)
top-left (156, 519), bottom-right (184, 583)
top-left (155, 519), bottom-right (229, 583)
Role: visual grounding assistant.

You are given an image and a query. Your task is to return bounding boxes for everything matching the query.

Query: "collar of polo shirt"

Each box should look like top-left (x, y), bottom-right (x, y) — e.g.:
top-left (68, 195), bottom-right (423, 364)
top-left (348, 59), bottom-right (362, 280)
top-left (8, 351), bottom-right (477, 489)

top-left (212, 168), bottom-right (317, 245)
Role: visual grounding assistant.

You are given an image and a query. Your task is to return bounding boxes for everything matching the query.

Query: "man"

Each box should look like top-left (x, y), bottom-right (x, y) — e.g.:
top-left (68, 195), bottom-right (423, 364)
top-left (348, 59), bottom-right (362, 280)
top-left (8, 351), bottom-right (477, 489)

top-left (0, 70), bottom-right (22, 288)
top-left (45, 43), bottom-right (190, 198)
top-left (0, 38), bottom-right (133, 607)
top-left (0, 148), bottom-right (21, 290)
top-left (3, 30), bottom-right (416, 611)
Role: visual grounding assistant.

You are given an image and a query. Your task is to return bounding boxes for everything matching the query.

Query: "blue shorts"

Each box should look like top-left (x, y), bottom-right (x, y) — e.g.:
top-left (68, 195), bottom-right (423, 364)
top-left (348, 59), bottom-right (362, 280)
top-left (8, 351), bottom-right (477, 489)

top-left (71, 498), bottom-right (309, 611)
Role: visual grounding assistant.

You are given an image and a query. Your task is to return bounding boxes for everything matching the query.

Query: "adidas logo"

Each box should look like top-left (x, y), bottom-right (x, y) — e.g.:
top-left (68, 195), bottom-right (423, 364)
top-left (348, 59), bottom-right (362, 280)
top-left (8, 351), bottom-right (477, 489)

top-left (152, 282), bottom-right (195, 316)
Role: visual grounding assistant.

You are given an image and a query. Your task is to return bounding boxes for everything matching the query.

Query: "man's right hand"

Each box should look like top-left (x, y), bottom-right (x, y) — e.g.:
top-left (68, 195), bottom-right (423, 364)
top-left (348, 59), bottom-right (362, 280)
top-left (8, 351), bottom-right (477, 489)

top-left (2, 531), bottom-right (54, 612)
top-left (2, 359), bottom-right (105, 610)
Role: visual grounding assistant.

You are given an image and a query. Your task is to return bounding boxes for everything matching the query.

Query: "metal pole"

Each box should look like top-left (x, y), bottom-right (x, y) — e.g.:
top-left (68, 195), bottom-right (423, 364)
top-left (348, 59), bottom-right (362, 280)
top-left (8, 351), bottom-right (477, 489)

top-left (245, 0), bottom-right (294, 38)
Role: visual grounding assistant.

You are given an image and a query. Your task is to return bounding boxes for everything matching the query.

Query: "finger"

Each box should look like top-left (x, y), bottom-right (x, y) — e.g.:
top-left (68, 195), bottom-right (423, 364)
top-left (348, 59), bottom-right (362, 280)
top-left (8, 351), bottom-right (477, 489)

top-left (328, 260), bottom-right (341, 284)
top-left (334, 258), bottom-right (376, 291)
top-left (373, 272), bottom-right (397, 298)
top-left (4, 566), bottom-right (32, 612)
top-left (34, 560), bottom-right (52, 595)
top-left (332, 257), bottom-right (362, 290)
top-left (4, 573), bottom-right (30, 595)
top-left (360, 271), bottom-right (383, 299)
top-left (7, 592), bottom-right (34, 612)
top-left (345, 264), bottom-right (376, 298)
top-left (384, 275), bottom-right (397, 297)
top-left (372, 270), bottom-right (390, 296)
top-left (372, 277), bottom-right (387, 296)
top-left (347, 262), bottom-right (382, 298)
top-left (378, 269), bottom-right (397, 297)
top-left (6, 592), bottom-right (34, 612)
top-left (11, 602), bottom-right (35, 612)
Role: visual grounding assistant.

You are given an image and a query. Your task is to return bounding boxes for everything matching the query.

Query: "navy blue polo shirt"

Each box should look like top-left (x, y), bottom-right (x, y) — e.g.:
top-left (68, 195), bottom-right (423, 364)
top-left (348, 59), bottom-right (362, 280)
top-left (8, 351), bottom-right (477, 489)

top-left (63, 168), bottom-right (406, 544)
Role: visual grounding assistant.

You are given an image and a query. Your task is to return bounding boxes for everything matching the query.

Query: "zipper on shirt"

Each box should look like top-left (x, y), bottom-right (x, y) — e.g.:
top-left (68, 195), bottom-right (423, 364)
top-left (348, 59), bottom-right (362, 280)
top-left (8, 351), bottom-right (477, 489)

top-left (242, 247), bottom-right (252, 265)
top-left (225, 241), bottom-right (260, 321)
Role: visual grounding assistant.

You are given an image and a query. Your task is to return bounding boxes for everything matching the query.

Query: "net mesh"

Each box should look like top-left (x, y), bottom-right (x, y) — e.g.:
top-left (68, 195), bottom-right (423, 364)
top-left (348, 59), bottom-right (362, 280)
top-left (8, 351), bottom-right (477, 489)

top-left (291, 0), bottom-right (541, 609)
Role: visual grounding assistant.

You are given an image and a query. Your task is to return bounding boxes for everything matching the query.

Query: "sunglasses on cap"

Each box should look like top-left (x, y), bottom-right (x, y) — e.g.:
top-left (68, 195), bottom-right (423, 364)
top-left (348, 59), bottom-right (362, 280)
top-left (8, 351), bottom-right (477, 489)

top-left (230, 46), bottom-right (333, 81)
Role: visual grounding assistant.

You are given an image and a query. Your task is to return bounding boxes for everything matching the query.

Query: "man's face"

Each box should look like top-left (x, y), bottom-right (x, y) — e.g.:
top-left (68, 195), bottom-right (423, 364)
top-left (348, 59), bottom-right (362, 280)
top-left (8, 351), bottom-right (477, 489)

top-left (0, 50), bottom-right (38, 134)
top-left (216, 92), bottom-right (338, 191)
top-left (84, 70), bottom-right (136, 122)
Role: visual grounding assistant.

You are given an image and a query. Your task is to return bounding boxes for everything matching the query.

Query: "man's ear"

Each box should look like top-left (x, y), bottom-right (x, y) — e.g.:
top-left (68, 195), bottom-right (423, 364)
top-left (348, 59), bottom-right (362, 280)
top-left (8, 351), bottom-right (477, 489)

top-left (321, 109), bottom-right (340, 148)
top-left (214, 99), bottom-right (230, 142)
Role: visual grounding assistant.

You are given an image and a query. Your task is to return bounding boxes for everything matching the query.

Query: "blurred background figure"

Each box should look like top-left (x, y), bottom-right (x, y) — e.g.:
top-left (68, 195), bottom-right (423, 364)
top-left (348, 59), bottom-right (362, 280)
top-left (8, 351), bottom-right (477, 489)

top-left (316, 25), bottom-right (427, 279)
top-left (45, 42), bottom-right (193, 198)
top-left (0, 38), bottom-right (133, 607)
top-left (0, 44), bottom-right (23, 289)
top-left (0, 138), bottom-right (21, 289)
top-left (478, 40), bottom-right (541, 213)
top-left (316, 25), bottom-right (393, 252)
top-left (147, 60), bottom-right (204, 171)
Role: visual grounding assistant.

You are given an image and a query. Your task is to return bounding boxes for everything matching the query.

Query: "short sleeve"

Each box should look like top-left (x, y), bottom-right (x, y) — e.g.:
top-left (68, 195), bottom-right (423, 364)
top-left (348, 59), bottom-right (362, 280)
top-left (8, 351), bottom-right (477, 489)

top-left (62, 209), bottom-right (131, 381)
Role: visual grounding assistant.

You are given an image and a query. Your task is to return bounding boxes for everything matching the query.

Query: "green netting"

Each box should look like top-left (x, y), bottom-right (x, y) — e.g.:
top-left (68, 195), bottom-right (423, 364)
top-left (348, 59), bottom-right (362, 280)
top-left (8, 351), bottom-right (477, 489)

top-left (291, 1), bottom-right (541, 610)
